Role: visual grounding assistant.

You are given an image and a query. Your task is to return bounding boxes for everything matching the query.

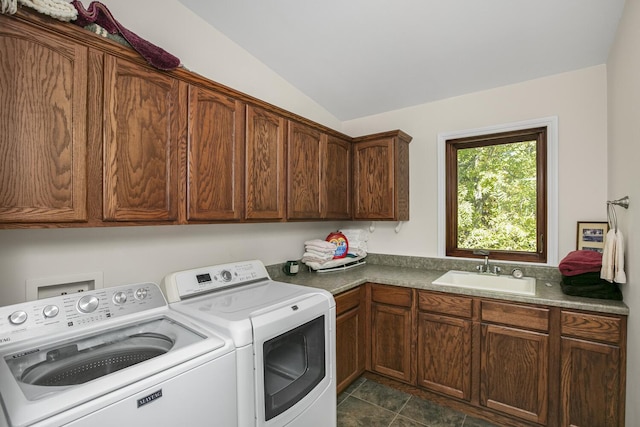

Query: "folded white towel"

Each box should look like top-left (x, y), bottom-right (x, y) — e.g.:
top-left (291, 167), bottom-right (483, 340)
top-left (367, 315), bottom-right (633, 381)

top-left (348, 248), bottom-right (367, 258)
top-left (301, 256), bottom-right (331, 264)
top-left (304, 239), bottom-right (336, 249)
top-left (614, 230), bottom-right (627, 284)
top-left (600, 229), bottom-right (616, 282)
top-left (303, 250), bottom-right (334, 260)
top-left (305, 244), bottom-right (335, 253)
top-left (303, 254), bottom-right (367, 270)
top-left (340, 228), bottom-right (369, 254)
top-left (600, 229), bottom-right (626, 283)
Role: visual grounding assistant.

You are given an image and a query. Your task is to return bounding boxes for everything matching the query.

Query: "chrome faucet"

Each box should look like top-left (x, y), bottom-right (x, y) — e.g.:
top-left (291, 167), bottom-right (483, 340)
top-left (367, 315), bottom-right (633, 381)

top-left (473, 250), bottom-right (500, 275)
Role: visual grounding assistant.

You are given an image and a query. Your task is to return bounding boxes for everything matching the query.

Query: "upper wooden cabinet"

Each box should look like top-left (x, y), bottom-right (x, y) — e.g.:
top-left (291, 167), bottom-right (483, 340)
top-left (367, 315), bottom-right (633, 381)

top-left (352, 130), bottom-right (411, 221)
top-left (186, 86), bottom-right (245, 221)
top-left (245, 105), bottom-right (287, 220)
top-left (287, 121), bottom-right (324, 219)
top-left (0, 11), bottom-right (411, 228)
top-left (0, 17), bottom-right (88, 223)
top-left (102, 55), bottom-right (185, 222)
top-left (324, 136), bottom-right (351, 219)
top-left (287, 123), bottom-right (351, 220)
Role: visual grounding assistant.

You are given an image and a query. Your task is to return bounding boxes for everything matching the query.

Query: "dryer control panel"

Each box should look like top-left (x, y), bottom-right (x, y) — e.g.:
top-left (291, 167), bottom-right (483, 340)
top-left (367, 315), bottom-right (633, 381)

top-left (0, 282), bottom-right (166, 346)
top-left (161, 260), bottom-right (270, 302)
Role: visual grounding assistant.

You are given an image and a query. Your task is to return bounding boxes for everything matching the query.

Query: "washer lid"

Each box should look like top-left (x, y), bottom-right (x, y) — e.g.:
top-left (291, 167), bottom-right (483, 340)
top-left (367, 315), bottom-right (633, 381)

top-left (4, 317), bottom-right (210, 401)
top-left (0, 312), bottom-right (232, 427)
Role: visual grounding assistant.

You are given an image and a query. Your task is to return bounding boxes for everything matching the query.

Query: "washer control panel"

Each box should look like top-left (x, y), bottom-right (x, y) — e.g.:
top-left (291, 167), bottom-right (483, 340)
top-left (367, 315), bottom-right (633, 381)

top-left (0, 282), bottom-right (166, 346)
top-left (161, 260), bottom-right (270, 302)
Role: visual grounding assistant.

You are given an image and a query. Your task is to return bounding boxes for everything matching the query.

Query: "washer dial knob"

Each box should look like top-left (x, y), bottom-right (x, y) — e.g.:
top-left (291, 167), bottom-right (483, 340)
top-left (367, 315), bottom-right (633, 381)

top-left (220, 270), bottom-right (233, 282)
top-left (43, 305), bottom-right (59, 318)
top-left (135, 288), bottom-right (148, 300)
top-left (113, 292), bottom-right (127, 305)
top-left (9, 310), bottom-right (27, 325)
top-left (77, 295), bottom-right (99, 313)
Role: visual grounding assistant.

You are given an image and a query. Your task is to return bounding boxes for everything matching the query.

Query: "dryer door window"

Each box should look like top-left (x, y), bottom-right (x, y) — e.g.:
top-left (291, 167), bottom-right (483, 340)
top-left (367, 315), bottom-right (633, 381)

top-left (262, 315), bottom-right (325, 421)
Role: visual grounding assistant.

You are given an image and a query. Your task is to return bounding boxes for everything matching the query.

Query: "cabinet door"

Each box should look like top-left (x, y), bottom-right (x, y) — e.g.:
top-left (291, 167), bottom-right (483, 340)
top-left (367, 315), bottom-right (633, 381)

top-left (353, 138), bottom-right (395, 220)
top-left (480, 324), bottom-right (549, 425)
top-left (245, 105), bottom-right (286, 220)
top-left (417, 312), bottom-right (472, 401)
top-left (335, 288), bottom-right (366, 393)
top-left (0, 19), bottom-right (87, 223)
top-left (187, 86), bottom-right (244, 221)
top-left (371, 302), bottom-right (413, 383)
top-left (560, 338), bottom-right (620, 427)
top-left (103, 56), bottom-right (184, 221)
top-left (287, 121), bottom-right (323, 219)
top-left (324, 136), bottom-right (351, 219)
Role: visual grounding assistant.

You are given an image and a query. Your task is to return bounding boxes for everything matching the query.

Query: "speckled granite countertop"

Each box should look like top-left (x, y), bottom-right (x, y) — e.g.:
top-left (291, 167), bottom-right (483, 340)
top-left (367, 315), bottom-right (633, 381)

top-left (270, 261), bottom-right (629, 316)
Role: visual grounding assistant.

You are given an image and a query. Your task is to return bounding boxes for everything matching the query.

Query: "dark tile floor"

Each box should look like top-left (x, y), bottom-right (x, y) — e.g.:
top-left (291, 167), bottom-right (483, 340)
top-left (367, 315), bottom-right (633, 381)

top-left (337, 377), bottom-right (500, 427)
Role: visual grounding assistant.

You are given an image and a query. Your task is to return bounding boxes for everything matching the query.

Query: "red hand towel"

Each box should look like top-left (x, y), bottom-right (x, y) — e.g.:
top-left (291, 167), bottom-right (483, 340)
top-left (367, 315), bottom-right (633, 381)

top-left (558, 250), bottom-right (603, 276)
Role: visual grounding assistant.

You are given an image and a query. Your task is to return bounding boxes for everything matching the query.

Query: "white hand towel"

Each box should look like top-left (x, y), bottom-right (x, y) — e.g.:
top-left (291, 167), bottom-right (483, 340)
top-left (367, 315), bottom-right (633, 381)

top-left (600, 229), bottom-right (616, 282)
top-left (303, 250), bottom-right (334, 260)
top-left (304, 239), bottom-right (336, 250)
top-left (614, 230), bottom-right (627, 284)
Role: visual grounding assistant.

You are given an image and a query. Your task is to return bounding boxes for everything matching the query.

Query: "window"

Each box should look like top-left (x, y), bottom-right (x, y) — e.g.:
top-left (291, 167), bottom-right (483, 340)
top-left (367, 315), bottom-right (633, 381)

top-left (437, 118), bottom-right (558, 264)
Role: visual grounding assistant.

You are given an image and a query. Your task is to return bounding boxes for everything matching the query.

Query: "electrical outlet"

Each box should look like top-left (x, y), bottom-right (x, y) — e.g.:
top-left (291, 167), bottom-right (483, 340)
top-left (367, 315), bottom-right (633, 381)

top-left (26, 272), bottom-right (103, 301)
top-left (36, 281), bottom-right (92, 299)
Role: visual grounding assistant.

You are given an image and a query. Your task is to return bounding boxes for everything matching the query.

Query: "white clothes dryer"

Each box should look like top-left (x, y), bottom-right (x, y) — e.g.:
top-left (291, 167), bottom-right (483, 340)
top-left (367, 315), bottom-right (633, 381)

top-left (162, 260), bottom-right (337, 427)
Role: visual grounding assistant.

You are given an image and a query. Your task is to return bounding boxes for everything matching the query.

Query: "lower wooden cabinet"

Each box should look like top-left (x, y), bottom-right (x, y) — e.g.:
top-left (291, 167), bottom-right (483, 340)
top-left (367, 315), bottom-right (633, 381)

top-left (560, 310), bottom-right (626, 427)
top-left (479, 301), bottom-right (550, 425)
top-left (416, 291), bottom-right (472, 401)
top-left (370, 284), bottom-right (414, 384)
top-left (335, 287), bottom-right (366, 394)
top-left (361, 287), bottom-right (627, 427)
top-left (480, 324), bottom-right (549, 424)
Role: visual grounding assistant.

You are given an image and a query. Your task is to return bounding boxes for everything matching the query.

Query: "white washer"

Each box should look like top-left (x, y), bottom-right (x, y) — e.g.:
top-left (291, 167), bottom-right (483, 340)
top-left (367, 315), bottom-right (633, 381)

top-left (162, 260), bottom-right (336, 427)
top-left (0, 282), bottom-right (237, 427)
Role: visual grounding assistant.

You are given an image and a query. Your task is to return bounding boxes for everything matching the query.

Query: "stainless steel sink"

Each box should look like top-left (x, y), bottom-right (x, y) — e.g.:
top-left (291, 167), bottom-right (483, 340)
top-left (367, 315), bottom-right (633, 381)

top-left (432, 270), bottom-right (536, 296)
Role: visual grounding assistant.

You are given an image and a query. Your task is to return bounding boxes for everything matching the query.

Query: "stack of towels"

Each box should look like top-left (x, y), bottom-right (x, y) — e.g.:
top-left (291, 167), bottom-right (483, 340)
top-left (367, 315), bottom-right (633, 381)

top-left (301, 239), bottom-right (337, 264)
top-left (558, 250), bottom-right (622, 301)
top-left (338, 228), bottom-right (369, 257)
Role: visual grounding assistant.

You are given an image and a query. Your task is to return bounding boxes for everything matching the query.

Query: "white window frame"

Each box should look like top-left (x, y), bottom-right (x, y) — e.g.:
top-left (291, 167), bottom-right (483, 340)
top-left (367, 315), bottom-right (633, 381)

top-left (437, 116), bottom-right (559, 265)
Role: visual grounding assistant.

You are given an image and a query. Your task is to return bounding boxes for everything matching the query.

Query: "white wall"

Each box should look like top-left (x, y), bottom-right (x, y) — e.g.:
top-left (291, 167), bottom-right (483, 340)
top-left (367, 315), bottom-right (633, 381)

top-left (343, 66), bottom-right (609, 262)
top-left (607, 0), bottom-right (640, 423)
top-left (0, 222), bottom-right (343, 306)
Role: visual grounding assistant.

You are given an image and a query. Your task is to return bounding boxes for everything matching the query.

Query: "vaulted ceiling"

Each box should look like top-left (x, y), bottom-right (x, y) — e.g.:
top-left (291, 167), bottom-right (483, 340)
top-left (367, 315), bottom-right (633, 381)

top-left (179, 0), bottom-right (625, 120)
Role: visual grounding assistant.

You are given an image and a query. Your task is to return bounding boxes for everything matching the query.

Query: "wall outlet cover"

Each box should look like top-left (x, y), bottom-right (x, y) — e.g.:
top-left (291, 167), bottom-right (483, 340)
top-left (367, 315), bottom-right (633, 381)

top-left (26, 272), bottom-right (104, 301)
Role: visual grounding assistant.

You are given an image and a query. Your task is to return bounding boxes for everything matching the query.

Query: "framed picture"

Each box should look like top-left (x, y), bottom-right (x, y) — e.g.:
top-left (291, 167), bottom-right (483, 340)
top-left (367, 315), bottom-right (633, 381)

top-left (576, 221), bottom-right (609, 253)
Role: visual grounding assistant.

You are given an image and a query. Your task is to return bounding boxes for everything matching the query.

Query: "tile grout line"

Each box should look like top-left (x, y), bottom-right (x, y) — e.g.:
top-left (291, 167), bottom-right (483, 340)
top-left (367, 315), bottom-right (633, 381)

top-left (391, 396), bottom-right (430, 427)
top-left (337, 378), bottom-right (367, 408)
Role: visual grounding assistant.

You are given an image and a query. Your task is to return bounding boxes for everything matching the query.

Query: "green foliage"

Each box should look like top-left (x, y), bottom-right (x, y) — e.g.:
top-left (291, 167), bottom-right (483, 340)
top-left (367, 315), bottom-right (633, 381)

top-left (457, 141), bottom-right (537, 252)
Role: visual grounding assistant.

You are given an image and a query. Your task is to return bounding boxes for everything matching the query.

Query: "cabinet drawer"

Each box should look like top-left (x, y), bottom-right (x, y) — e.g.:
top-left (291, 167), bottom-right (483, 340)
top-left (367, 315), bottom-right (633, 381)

top-left (371, 284), bottom-right (412, 307)
top-left (481, 300), bottom-right (549, 332)
top-left (561, 311), bottom-right (623, 344)
top-left (418, 291), bottom-right (473, 318)
top-left (336, 287), bottom-right (362, 316)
